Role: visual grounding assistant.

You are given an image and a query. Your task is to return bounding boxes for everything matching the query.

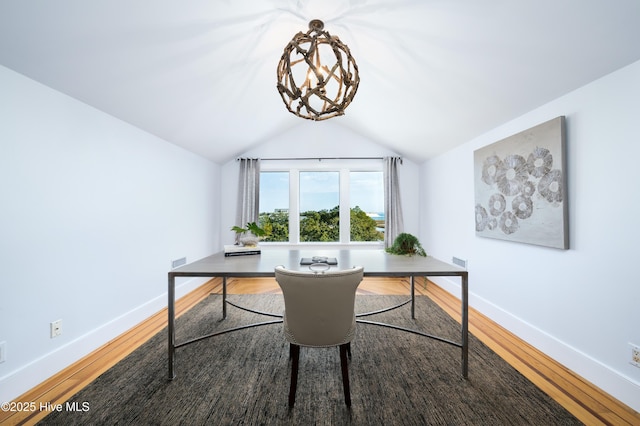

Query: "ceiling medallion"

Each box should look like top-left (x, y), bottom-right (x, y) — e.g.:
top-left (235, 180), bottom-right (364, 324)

top-left (277, 19), bottom-right (360, 121)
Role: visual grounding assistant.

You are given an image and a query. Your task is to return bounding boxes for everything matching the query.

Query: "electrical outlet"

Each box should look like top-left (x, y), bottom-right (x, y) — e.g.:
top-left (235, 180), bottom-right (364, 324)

top-left (631, 343), bottom-right (640, 368)
top-left (172, 257), bottom-right (187, 269)
top-left (0, 341), bottom-right (6, 363)
top-left (452, 257), bottom-right (468, 269)
top-left (50, 319), bottom-right (62, 338)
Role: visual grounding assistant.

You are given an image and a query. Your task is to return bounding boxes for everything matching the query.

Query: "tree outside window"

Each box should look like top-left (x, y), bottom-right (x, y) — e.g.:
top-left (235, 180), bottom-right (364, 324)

top-left (259, 172), bottom-right (289, 242)
top-left (258, 165), bottom-right (384, 244)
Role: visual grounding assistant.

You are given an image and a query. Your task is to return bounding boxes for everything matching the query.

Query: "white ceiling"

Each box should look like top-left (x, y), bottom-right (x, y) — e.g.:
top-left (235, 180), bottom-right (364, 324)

top-left (2, 1), bottom-right (640, 164)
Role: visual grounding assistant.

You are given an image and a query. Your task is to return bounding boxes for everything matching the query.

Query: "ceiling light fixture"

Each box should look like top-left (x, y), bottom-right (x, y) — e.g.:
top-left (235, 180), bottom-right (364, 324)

top-left (277, 19), bottom-right (360, 121)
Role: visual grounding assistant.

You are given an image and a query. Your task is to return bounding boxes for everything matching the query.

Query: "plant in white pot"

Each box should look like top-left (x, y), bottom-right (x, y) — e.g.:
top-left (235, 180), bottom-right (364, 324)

top-left (231, 222), bottom-right (268, 247)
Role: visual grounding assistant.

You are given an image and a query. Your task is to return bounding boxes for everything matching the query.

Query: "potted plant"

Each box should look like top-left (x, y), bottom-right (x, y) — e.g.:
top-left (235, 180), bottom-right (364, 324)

top-left (385, 233), bottom-right (427, 257)
top-left (231, 222), bottom-right (268, 247)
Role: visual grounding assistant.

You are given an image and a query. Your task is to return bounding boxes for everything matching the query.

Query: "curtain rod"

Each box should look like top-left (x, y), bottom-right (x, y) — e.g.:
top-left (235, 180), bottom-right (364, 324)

top-left (237, 156), bottom-right (397, 161)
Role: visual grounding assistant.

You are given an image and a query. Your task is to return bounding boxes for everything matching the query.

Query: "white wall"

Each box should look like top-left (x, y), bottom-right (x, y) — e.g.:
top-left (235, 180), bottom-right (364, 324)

top-left (420, 60), bottom-right (640, 410)
top-left (0, 65), bottom-right (220, 402)
top-left (219, 120), bottom-right (420, 247)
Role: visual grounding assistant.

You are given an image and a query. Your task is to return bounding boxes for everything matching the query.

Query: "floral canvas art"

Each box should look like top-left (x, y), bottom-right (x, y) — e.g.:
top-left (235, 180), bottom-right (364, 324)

top-left (474, 116), bottom-right (568, 249)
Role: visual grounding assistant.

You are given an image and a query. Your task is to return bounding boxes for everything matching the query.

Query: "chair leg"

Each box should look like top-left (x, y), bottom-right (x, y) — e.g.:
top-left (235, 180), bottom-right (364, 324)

top-left (339, 343), bottom-right (351, 407)
top-left (346, 342), bottom-right (352, 360)
top-left (289, 344), bottom-right (300, 408)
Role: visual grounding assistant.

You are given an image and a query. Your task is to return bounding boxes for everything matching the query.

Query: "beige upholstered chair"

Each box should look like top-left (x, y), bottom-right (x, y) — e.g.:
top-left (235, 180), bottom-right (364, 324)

top-left (274, 265), bottom-right (364, 408)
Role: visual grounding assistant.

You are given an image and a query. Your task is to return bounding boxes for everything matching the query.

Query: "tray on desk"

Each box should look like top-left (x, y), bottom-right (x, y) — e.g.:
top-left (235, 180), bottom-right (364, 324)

top-left (300, 257), bottom-right (338, 265)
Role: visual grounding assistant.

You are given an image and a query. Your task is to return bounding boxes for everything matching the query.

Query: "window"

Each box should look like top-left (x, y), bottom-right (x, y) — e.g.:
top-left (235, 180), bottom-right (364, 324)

top-left (350, 171), bottom-right (384, 242)
top-left (300, 171), bottom-right (340, 242)
top-left (259, 160), bottom-right (384, 245)
top-left (259, 172), bottom-right (289, 242)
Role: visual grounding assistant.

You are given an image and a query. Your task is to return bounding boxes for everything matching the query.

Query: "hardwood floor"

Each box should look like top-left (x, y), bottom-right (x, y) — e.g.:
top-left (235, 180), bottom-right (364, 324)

top-left (2, 277), bottom-right (639, 425)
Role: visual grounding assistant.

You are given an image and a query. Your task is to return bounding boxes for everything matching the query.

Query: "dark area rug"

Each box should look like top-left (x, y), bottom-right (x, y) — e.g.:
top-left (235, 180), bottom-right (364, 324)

top-left (39, 294), bottom-right (581, 425)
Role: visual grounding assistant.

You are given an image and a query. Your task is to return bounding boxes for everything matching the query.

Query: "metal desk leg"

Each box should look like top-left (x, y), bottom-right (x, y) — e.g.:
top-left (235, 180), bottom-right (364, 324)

top-left (222, 276), bottom-right (227, 319)
top-left (461, 274), bottom-right (469, 378)
top-left (410, 276), bottom-right (415, 319)
top-left (168, 274), bottom-right (175, 380)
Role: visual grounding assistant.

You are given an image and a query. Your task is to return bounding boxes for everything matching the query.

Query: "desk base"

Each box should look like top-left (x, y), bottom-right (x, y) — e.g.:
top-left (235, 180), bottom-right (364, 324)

top-left (169, 275), bottom-right (468, 380)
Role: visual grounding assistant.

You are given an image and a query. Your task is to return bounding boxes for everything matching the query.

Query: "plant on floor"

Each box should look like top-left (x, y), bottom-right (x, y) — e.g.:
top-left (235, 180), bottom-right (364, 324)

top-left (385, 232), bottom-right (427, 257)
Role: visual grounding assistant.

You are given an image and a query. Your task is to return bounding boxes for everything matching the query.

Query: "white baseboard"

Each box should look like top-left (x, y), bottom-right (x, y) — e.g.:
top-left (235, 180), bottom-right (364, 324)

top-left (0, 277), bottom-right (209, 403)
top-left (430, 276), bottom-right (640, 412)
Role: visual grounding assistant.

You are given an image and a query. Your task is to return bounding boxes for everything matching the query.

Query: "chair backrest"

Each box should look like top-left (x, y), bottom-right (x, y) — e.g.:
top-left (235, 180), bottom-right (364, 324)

top-left (274, 265), bottom-right (364, 347)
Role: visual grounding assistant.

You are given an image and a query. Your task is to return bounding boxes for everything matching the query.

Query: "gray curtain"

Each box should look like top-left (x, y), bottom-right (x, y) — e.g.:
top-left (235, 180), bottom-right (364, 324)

top-left (236, 158), bottom-right (260, 244)
top-left (383, 157), bottom-right (404, 248)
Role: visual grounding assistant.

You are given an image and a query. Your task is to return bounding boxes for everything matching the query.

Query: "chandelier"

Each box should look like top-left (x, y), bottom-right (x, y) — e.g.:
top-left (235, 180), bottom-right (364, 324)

top-left (276, 19), bottom-right (360, 121)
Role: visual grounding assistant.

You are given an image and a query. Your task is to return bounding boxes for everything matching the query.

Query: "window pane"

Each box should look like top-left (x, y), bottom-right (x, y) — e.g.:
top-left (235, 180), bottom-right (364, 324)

top-left (350, 171), bottom-right (384, 241)
top-left (259, 172), bottom-right (289, 242)
top-left (299, 171), bottom-right (339, 242)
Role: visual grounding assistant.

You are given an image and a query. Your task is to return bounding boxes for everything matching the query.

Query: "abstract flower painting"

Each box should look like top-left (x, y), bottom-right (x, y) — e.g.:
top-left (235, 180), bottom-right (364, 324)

top-left (474, 116), bottom-right (568, 249)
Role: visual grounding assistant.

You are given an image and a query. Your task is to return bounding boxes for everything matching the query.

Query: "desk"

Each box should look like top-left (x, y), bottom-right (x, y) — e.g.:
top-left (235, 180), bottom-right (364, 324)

top-left (168, 248), bottom-right (468, 379)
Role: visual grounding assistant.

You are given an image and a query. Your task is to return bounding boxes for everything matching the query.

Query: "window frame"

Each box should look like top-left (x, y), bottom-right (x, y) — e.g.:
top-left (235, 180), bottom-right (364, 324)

top-left (259, 159), bottom-right (384, 246)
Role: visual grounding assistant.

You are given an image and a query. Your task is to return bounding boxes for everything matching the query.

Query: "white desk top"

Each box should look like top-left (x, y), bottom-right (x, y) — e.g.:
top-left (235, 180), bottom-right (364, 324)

top-left (169, 248), bottom-right (466, 278)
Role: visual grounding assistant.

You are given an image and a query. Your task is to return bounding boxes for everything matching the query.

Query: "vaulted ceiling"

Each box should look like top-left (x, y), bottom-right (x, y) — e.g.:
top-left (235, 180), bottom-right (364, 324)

top-left (2, 1), bottom-right (640, 164)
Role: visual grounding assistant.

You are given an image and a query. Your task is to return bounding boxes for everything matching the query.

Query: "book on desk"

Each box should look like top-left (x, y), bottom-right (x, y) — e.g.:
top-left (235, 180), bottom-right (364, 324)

top-left (224, 245), bottom-right (261, 257)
